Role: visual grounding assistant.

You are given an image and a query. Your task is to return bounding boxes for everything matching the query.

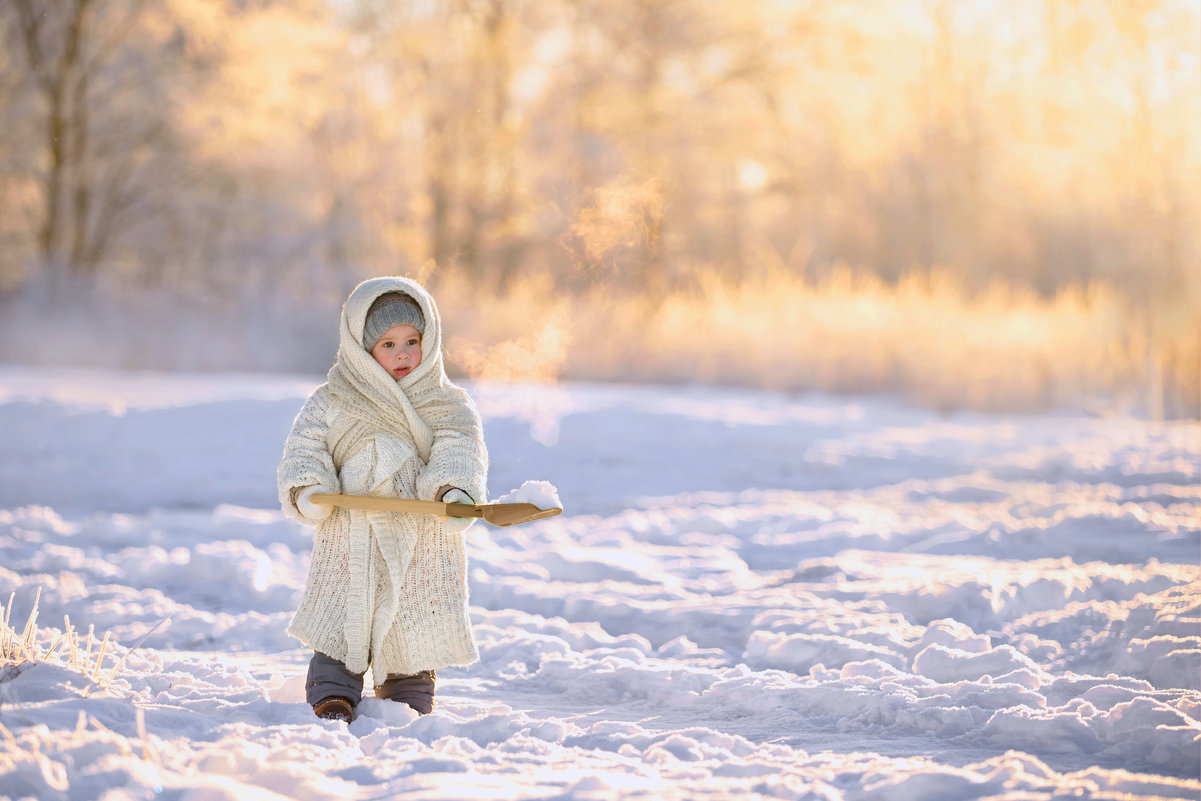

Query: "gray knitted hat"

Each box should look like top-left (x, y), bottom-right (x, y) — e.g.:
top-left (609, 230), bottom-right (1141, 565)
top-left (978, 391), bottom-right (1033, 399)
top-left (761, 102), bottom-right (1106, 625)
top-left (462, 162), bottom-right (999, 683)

top-left (363, 292), bottom-right (425, 350)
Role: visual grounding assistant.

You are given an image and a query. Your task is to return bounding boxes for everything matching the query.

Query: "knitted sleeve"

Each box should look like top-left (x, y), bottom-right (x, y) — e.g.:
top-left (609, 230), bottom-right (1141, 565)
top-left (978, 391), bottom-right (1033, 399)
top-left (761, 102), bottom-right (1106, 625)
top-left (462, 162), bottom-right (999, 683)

top-left (415, 388), bottom-right (489, 504)
top-left (277, 384), bottom-right (340, 524)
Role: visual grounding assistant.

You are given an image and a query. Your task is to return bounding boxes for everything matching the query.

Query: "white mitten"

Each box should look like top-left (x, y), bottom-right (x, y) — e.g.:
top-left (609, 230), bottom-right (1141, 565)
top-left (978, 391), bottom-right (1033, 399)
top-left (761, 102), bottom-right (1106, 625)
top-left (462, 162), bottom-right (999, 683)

top-left (296, 485), bottom-right (335, 523)
top-left (441, 488), bottom-right (477, 533)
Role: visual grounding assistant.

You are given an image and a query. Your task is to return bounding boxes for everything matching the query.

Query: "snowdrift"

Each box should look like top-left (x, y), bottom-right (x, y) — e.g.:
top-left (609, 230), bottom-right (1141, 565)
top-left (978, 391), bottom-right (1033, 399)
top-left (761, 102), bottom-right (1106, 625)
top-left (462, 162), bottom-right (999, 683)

top-left (1, 365), bottom-right (1198, 800)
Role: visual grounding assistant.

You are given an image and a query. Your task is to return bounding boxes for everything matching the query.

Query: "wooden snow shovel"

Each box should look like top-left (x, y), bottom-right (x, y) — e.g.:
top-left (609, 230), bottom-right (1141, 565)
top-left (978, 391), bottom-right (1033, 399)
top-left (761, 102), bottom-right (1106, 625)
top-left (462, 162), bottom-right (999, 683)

top-left (310, 493), bottom-right (562, 527)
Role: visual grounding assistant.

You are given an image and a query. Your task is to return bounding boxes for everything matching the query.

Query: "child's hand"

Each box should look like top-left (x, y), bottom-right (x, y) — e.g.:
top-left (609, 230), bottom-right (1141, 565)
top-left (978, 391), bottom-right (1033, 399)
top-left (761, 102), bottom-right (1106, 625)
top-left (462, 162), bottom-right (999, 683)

top-left (296, 485), bottom-right (336, 522)
top-left (442, 489), bottom-right (476, 533)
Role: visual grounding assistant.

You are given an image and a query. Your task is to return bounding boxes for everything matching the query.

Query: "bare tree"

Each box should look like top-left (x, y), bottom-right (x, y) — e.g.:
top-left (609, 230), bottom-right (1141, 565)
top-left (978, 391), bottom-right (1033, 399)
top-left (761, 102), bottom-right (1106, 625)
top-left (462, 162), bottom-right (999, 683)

top-left (7, 0), bottom-right (168, 277)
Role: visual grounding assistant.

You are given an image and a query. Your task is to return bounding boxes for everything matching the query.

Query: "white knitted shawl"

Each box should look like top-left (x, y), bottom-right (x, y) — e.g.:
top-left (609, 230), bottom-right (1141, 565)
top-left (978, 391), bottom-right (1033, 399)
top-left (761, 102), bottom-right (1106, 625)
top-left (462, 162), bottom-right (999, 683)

top-left (279, 277), bottom-right (488, 677)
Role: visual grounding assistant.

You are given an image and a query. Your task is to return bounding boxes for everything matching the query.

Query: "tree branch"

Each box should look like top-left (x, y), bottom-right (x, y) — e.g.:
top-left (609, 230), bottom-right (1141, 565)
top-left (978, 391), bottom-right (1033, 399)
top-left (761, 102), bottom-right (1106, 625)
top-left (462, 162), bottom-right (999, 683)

top-left (12, 0), bottom-right (52, 95)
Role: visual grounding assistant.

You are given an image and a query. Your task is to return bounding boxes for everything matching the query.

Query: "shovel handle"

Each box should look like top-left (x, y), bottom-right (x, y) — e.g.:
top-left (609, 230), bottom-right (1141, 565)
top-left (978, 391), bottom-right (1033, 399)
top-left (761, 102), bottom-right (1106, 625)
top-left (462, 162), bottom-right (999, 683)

top-left (309, 493), bottom-right (482, 518)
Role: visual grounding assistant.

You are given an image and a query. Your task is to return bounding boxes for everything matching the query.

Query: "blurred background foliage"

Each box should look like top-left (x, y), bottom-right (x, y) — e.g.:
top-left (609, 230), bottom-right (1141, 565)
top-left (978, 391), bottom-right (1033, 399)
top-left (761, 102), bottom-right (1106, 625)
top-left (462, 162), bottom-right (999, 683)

top-left (0, 0), bottom-right (1197, 417)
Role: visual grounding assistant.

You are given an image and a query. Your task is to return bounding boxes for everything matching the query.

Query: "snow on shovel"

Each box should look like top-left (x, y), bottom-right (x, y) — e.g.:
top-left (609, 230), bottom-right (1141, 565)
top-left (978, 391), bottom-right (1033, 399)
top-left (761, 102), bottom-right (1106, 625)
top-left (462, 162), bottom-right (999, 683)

top-left (309, 493), bottom-right (562, 527)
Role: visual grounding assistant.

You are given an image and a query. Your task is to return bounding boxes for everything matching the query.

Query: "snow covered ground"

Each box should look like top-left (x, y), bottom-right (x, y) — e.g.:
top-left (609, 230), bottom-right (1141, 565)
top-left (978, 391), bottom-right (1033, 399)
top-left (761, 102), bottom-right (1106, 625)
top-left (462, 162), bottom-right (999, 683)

top-left (1, 364), bottom-right (1198, 801)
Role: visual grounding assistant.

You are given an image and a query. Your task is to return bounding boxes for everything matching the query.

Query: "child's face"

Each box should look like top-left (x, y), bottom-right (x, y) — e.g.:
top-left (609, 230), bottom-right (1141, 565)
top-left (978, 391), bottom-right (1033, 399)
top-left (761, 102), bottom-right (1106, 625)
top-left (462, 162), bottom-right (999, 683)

top-left (370, 324), bottom-right (423, 380)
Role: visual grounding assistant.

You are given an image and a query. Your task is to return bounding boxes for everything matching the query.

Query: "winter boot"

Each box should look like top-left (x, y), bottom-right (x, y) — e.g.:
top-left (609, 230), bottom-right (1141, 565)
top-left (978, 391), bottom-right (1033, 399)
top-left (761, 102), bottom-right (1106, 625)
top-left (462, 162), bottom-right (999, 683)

top-left (313, 696), bottom-right (355, 723)
top-left (375, 669), bottom-right (436, 715)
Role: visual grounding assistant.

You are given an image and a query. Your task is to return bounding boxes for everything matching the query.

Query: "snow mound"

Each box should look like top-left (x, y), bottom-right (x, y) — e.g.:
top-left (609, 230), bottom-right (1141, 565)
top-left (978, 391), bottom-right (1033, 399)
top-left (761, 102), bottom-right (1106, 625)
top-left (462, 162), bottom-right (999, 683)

top-left (495, 479), bottom-right (562, 509)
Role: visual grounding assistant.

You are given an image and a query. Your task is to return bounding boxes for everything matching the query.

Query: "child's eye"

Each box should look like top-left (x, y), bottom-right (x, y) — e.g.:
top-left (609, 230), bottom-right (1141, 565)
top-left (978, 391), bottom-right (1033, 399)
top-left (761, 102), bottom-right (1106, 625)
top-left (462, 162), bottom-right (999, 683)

top-left (407, 339), bottom-right (419, 346)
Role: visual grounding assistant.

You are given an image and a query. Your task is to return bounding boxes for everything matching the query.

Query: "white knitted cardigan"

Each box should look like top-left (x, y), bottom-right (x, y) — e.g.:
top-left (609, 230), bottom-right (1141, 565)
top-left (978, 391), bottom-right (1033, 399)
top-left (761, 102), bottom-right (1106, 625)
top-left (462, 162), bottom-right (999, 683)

top-left (277, 277), bottom-right (488, 678)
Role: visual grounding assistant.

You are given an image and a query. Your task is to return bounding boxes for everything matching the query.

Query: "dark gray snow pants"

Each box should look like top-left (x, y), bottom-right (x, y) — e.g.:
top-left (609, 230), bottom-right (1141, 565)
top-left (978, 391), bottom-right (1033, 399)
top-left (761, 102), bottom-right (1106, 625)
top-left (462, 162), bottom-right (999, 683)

top-left (305, 651), bottom-right (436, 715)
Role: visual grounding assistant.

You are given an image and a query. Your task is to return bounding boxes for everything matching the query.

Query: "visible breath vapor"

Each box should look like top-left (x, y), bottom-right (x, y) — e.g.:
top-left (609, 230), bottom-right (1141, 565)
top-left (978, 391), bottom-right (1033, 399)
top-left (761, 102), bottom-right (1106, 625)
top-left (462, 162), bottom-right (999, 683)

top-left (450, 315), bottom-right (575, 446)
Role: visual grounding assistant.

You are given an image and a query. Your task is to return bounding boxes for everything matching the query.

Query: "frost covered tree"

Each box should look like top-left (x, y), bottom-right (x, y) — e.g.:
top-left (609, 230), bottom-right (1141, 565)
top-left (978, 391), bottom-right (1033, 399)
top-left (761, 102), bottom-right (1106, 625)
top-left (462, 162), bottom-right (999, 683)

top-left (3, 0), bottom-right (182, 280)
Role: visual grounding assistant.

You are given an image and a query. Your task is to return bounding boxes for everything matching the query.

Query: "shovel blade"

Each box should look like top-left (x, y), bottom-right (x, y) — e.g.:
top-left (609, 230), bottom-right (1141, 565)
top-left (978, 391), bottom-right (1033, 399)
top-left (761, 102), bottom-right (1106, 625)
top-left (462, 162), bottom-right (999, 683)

top-left (479, 502), bottom-right (563, 527)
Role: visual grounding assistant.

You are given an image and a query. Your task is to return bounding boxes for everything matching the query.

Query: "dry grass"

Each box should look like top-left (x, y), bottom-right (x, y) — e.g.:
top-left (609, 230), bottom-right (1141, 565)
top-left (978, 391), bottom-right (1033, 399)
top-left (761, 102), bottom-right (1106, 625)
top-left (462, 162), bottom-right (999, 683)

top-left (436, 266), bottom-right (1201, 418)
top-left (0, 588), bottom-right (163, 691)
top-left (1, 262), bottom-right (1195, 418)
top-left (0, 588), bottom-right (167, 774)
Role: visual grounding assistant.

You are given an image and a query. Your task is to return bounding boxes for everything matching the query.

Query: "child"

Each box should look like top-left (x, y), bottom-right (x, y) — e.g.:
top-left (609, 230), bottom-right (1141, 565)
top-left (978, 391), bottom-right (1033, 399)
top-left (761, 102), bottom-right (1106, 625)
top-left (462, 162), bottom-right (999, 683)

top-left (277, 276), bottom-right (488, 722)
